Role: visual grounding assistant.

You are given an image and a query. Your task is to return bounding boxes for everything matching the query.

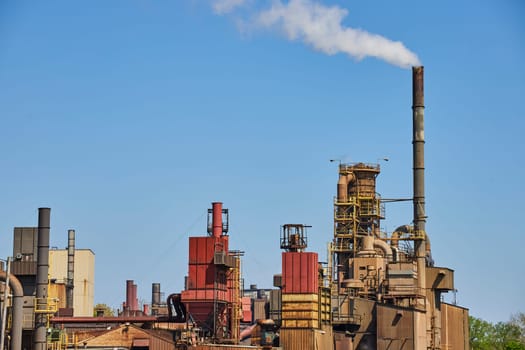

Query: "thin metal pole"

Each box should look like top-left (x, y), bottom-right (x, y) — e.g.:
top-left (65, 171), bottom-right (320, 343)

top-left (0, 257), bottom-right (11, 350)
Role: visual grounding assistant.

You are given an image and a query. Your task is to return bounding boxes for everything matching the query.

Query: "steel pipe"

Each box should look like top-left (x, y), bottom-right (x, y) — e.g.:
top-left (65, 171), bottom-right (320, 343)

top-left (0, 270), bottom-right (23, 350)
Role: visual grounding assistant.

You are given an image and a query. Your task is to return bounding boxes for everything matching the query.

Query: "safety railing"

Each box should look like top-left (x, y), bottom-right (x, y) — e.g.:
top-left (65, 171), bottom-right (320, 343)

top-left (34, 297), bottom-right (59, 314)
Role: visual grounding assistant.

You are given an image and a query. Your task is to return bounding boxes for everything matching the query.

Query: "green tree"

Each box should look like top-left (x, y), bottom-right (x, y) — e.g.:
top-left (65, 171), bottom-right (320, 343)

top-left (470, 316), bottom-right (494, 350)
top-left (470, 313), bottom-right (525, 350)
top-left (505, 340), bottom-right (525, 350)
top-left (495, 321), bottom-right (522, 349)
top-left (511, 312), bottom-right (525, 344)
top-left (93, 303), bottom-right (115, 317)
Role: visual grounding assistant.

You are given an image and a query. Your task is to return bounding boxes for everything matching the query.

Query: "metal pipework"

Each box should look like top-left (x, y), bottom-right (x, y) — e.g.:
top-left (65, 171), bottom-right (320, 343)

top-left (66, 229), bottom-right (75, 309)
top-left (336, 171), bottom-right (356, 203)
top-left (34, 207), bottom-right (50, 350)
top-left (412, 66), bottom-right (427, 295)
top-left (0, 270), bottom-right (23, 350)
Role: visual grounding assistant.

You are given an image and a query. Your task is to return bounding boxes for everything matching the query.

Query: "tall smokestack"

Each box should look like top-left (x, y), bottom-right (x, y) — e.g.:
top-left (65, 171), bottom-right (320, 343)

top-left (412, 66), bottom-right (427, 276)
top-left (66, 229), bottom-right (75, 310)
top-left (412, 67), bottom-right (428, 347)
top-left (152, 283), bottom-right (161, 315)
top-left (126, 280), bottom-right (133, 313)
top-left (133, 283), bottom-right (138, 312)
top-left (33, 208), bottom-right (50, 350)
top-left (412, 66), bottom-right (426, 238)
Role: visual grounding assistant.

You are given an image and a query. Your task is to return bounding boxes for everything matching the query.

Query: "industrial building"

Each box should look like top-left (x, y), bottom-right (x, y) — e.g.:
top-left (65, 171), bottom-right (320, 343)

top-left (0, 66), bottom-right (469, 350)
top-left (48, 248), bottom-right (95, 317)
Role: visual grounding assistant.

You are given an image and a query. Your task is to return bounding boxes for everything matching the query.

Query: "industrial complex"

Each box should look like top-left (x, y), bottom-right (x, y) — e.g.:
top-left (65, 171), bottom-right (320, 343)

top-left (0, 67), bottom-right (469, 350)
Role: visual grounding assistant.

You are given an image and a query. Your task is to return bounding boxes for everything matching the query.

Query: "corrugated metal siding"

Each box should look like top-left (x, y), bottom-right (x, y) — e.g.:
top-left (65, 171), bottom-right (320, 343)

top-left (187, 264), bottom-right (218, 289)
top-left (281, 293), bottom-right (319, 329)
top-left (376, 304), bottom-right (415, 350)
top-left (48, 283), bottom-right (67, 309)
top-left (252, 299), bottom-right (267, 322)
top-left (149, 336), bottom-right (175, 350)
top-left (282, 252), bottom-right (318, 294)
top-left (319, 288), bottom-right (331, 324)
top-left (13, 227), bottom-right (38, 260)
top-left (192, 345), bottom-right (260, 350)
top-left (11, 261), bottom-right (37, 275)
top-left (189, 237), bottom-right (229, 265)
top-left (241, 297), bottom-right (252, 322)
top-left (269, 290), bottom-right (281, 322)
top-left (181, 288), bottom-right (228, 301)
top-left (83, 324), bottom-right (175, 350)
top-left (441, 303), bottom-right (469, 350)
top-left (280, 328), bottom-right (332, 350)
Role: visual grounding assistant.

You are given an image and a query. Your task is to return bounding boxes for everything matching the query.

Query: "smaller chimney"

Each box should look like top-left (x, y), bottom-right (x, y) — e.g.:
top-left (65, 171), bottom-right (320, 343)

top-left (133, 283), bottom-right (138, 311)
top-left (126, 280), bottom-right (133, 312)
top-left (66, 229), bottom-right (75, 310)
top-left (207, 202), bottom-right (229, 237)
top-left (151, 283), bottom-right (161, 316)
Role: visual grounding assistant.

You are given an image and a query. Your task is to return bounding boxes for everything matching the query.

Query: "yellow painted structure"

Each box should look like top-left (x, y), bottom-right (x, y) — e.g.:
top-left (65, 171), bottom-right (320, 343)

top-left (49, 249), bottom-right (95, 317)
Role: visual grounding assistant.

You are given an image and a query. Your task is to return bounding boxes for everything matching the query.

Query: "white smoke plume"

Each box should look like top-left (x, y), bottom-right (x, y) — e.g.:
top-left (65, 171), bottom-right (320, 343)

top-left (211, 0), bottom-right (421, 69)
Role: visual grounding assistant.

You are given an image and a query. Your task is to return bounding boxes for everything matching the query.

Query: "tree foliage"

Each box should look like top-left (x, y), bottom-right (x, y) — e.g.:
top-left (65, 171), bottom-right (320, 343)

top-left (93, 303), bottom-right (115, 317)
top-left (470, 313), bottom-right (525, 350)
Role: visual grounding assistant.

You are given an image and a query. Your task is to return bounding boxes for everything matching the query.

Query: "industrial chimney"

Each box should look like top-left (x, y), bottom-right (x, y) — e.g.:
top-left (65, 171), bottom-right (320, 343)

top-left (151, 283), bottom-right (161, 316)
top-left (66, 229), bottom-right (75, 310)
top-left (33, 208), bottom-right (50, 350)
top-left (412, 66), bottom-right (428, 347)
top-left (412, 66), bottom-right (426, 283)
top-left (207, 202), bottom-right (228, 237)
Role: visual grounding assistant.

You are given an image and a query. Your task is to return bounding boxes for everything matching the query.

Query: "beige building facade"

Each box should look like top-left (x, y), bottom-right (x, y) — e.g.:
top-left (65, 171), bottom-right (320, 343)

top-left (49, 249), bottom-right (95, 316)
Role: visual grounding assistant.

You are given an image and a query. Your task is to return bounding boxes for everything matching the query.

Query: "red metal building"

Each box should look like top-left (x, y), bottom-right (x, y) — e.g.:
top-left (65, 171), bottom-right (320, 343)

top-left (181, 202), bottom-right (241, 342)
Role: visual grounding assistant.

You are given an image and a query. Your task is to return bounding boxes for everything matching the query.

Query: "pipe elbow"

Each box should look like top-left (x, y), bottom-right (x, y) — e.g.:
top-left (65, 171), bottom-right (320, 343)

top-left (373, 239), bottom-right (393, 261)
top-left (394, 225), bottom-right (413, 234)
top-left (391, 225), bottom-right (413, 249)
top-left (0, 270), bottom-right (23, 297)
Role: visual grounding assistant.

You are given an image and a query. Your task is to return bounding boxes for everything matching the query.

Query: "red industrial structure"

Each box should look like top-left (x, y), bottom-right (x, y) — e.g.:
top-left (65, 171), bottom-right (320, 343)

top-left (280, 224), bottom-right (318, 294)
top-left (181, 202), bottom-right (242, 343)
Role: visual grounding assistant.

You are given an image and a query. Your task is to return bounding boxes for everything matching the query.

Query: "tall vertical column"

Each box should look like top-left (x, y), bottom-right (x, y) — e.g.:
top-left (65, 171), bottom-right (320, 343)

top-left (34, 208), bottom-right (50, 350)
top-left (212, 202), bottom-right (223, 238)
top-left (66, 229), bottom-right (75, 310)
top-left (133, 283), bottom-right (138, 311)
top-left (152, 283), bottom-right (160, 315)
top-left (126, 280), bottom-right (133, 312)
top-left (412, 66), bottom-right (428, 348)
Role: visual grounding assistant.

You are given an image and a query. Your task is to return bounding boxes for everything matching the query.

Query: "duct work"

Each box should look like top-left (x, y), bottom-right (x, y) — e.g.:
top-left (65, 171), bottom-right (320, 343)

top-left (0, 270), bottom-right (23, 350)
top-left (391, 225), bottom-right (433, 265)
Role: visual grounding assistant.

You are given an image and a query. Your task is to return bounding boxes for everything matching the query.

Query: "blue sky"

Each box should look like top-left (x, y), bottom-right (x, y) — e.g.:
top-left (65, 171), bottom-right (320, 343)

top-left (0, 0), bottom-right (523, 323)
